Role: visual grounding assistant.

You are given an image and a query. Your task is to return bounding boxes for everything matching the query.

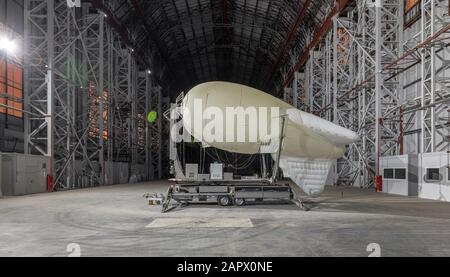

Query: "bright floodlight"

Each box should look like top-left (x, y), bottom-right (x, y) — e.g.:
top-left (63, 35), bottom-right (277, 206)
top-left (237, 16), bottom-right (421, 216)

top-left (0, 37), bottom-right (8, 49)
top-left (147, 69), bottom-right (152, 75)
top-left (0, 37), bottom-right (16, 55)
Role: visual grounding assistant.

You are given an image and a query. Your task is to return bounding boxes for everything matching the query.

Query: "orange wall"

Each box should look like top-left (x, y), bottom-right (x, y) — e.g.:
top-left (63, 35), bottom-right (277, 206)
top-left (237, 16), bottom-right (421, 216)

top-left (405, 0), bottom-right (420, 12)
top-left (0, 57), bottom-right (23, 118)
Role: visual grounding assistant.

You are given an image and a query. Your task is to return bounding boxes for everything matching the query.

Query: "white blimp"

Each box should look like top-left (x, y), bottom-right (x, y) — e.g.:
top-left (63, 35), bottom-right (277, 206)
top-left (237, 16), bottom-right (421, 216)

top-left (182, 81), bottom-right (359, 197)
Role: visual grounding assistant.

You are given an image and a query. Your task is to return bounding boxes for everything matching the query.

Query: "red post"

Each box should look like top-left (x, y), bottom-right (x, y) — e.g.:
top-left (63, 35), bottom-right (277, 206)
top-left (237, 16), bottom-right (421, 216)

top-left (376, 175), bottom-right (383, 192)
top-left (399, 107), bottom-right (404, 155)
top-left (47, 175), bottom-right (53, 192)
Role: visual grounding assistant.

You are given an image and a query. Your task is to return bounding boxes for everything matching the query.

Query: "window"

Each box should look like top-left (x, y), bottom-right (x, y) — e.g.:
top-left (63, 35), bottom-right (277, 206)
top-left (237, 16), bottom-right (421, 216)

top-left (425, 168), bottom-right (441, 182)
top-left (337, 28), bottom-right (350, 66)
top-left (137, 113), bottom-right (145, 150)
top-left (395, 168), bottom-right (407, 180)
top-left (87, 82), bottom-right (109, 140)
top-left (405, 0), bottom-right (420, 11)
top-left (0, 58), bottom-right (5, 114)
top-left (448, 167), bottom-right (450, 181)
top-left (0, 58), bottom-right (23, 118)
top-left (404, 0), bottom-right (421, 28)
top-left (384, 168), bottom-right (394, 179)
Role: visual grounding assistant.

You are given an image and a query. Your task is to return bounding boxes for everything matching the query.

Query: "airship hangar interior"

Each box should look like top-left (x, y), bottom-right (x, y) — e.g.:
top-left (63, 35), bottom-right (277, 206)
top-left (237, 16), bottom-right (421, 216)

top-left (0, 0), bottom-right (450, 257)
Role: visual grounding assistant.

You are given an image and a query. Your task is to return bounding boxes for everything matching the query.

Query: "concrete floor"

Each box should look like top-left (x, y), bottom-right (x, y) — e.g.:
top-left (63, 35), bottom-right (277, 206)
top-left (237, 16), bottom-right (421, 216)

top-left (1, 180), bottom-right (450, 257)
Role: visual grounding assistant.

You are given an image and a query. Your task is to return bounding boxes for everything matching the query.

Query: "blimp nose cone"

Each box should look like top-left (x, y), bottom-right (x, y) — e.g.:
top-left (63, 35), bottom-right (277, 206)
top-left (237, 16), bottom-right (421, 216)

top-left (350, 131), bottom-right (360, 142)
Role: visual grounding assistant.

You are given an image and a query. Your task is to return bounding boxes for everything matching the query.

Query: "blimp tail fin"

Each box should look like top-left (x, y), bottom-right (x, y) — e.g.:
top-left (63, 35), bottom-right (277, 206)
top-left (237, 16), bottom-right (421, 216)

top-left (278, 157), bottom-right (335, 197)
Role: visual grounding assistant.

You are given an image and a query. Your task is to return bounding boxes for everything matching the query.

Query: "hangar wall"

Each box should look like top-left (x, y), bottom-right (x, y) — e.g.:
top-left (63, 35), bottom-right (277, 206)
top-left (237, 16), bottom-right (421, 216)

top-left (0, 0), bottom-right (24, 153)
top-left (0, 1), bottom-right (170, 191)
top-left (281, 0), bottom-right (450, 197)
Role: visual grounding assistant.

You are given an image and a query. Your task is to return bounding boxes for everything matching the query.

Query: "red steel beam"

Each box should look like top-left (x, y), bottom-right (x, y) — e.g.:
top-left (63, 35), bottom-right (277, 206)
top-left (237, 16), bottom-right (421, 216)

top-left (266, 0), bottom-right (312, 86)
top-left (222, 0), bottom-right (230, 43)
top-left (89, 0), bottom-right (168, 85)
top-left (128, 0), bottom-right (175, 77)
top-left (223, 0), bottom-right (229, 24)
top-left (89, 0), bottom-right (133, 47)
top-left (88, 0), bottom-right (152, 70)
top-left (315, 22), bottom-right (450, 115)
top-left (277, 0), bottom-right (350, 97)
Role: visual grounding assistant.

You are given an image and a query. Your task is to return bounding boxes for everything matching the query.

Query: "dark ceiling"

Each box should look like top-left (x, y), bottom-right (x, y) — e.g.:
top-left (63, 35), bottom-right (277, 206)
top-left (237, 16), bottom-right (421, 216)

top-left (97, 0), bottom-right (334, 96)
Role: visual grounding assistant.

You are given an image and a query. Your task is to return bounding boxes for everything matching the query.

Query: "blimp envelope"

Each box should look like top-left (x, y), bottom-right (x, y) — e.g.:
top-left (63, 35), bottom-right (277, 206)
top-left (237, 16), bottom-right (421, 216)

top-left (182, 81), bottom-right (359, 197)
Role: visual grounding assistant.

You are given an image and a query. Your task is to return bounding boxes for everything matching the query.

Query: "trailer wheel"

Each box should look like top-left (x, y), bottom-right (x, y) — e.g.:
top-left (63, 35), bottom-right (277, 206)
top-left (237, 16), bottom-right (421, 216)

top-left (218, 196), bottom-right (231, 206)
top-left (234, 198), bottom-right (245, 206)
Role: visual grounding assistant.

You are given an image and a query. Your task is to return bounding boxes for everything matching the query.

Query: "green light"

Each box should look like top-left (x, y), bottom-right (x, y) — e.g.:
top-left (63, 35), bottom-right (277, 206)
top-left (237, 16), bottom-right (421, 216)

top-left (147, 111), bottom-right (158, 123)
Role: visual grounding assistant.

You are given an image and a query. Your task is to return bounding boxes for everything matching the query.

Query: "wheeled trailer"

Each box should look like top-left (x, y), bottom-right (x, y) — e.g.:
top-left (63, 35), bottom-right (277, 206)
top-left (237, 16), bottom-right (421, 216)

top-left (160, 95), bottom-right (308, 213)
top-left (161, 179), bottom-right (296, 212)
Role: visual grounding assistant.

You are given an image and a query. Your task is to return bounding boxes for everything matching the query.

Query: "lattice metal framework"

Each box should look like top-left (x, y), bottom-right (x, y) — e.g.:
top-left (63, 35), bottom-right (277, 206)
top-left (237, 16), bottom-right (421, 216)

top-left (23, 0), bottom-right (450, 189)
top-left (24, 0), bottom-right (165, 189)
top-left (281, 0), bottom-right (450, 187)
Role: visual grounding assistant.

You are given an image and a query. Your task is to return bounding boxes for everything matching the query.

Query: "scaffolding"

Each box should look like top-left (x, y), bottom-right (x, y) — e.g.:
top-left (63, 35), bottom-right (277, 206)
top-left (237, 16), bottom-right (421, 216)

top-left (281, 0), bottom-right (450, 188)
top-left (21, 0), bottom-right (450, 190)
top-left (23, 0), bottom-right (167, 190)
